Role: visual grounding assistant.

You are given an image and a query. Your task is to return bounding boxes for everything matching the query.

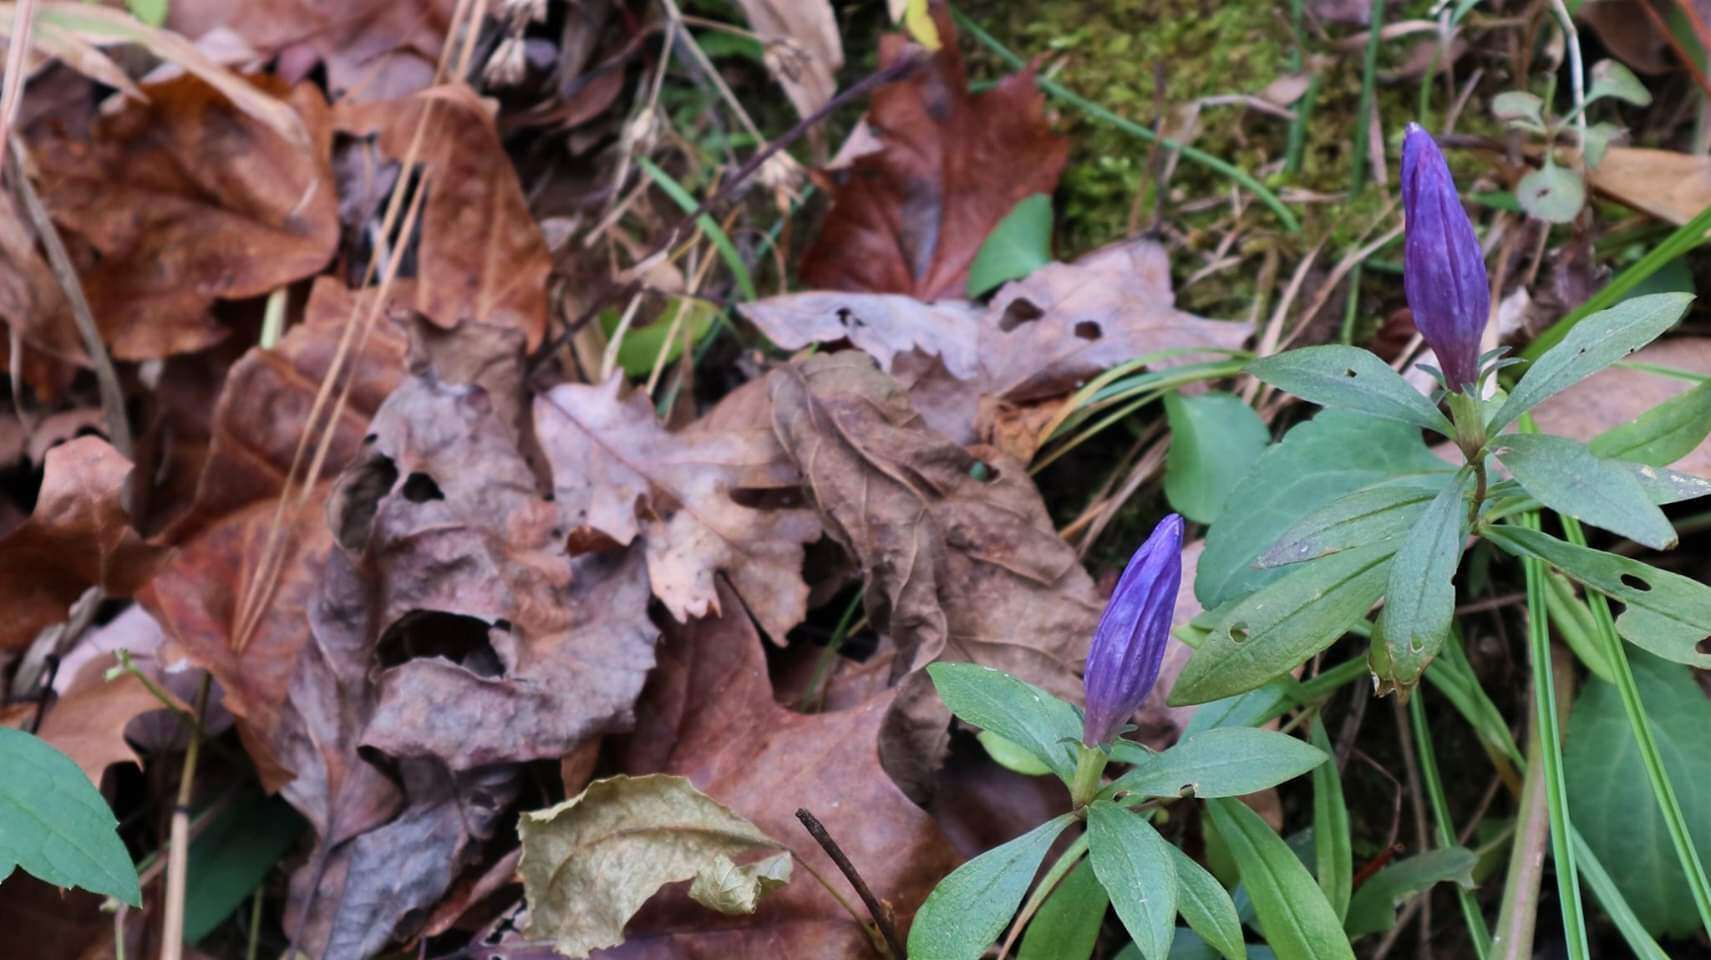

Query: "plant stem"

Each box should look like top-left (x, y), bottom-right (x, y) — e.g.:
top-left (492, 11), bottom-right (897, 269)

top-left (997, 834), bottom-right (1089, 960)
top-left (161, 673), bottom-right (212, 960)
top-left (1409, 688), bottom-right (1493, 958)
top-left (1491, 644), bottom-right (1568, 960)
top-left (1559, 514), bottom-right (1711, 937)
top-left (795, 808), bottom-right (906, 959)
top-left (1070, 745), bottom-right (1108, 808)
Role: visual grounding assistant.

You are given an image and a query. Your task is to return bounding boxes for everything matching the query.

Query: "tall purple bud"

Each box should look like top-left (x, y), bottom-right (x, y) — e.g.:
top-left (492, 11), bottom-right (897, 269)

top-left (1082, 513), bottom-right (1184, 746)
top-left (1402, 123), bottom-right (1489, 393)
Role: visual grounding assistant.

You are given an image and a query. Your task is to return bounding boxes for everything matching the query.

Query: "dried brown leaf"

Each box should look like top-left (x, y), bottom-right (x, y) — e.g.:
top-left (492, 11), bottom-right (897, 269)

top-left (1530, 338), bottom-right (1711, 478)
top-left (732, 0), bottom-right (843, 119)
top-left (797, 14), bottom-right (1068, 298)
top-left (1588, 147), bottom-right (1711, 225)
top-left (19, 655), bottom-right (185, 785)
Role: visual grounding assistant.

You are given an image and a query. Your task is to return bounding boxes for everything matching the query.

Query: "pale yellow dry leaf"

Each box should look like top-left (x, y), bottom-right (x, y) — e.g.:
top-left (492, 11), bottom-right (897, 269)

top-left (1587, 147), bottom-right (1711, 225)
top-left (731, 0), bottom-right (843, 118)
top-left (518, 774), bottom-right (791, 959)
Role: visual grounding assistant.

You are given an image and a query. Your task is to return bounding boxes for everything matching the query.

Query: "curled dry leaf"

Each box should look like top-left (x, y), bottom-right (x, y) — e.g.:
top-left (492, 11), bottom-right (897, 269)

top-left (0, 436), bottom-right (164, 652)
top-left (797, 12), bottom-right (1068, 298)
top-left (534, 376), bottom-right (821, 643)
top-left (519, 774), bottom-right (793, 959)
top-left (336, 85), bottom-right (553, 349)
top-left (732, 0), bottom-right (844, 120)
top-left (27, 74), bottom-right (338, 362)
top-left (592, 579), bottom-right (959, 958)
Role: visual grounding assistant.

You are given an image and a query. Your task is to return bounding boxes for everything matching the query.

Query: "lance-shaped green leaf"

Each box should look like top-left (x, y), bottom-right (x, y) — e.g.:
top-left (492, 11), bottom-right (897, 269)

top-left (1247, 346), bottom-right (1454, 434)
top-left (1490, 292), bottom-right (1691, 433)
top-left (1485, 524), bottom-right (1711, 668)
top-left (1624, 462), bottom-right (1711, 505)
top-left (0, 729), bottom-right (140, 907)
top-left (1181, 680), bottom-right (1297, 739)
top-left (1257, 475), bottom-right (1450, 568)
top-left (1495, 434), bottom-right (1677, 549)
top-left (1344, 847), bottom-right (1478, 937)
top-left (1171, 544), bottom-right (1393, 705)
top-left (926, 662), bottom-right (1082, 781)
top-left (1164, 391), bottom-right (1270, 525)
top-left (910, 814), bottom-right (1077, 960)
top-left (1310, 720), bottom-right (1352, 921)
top-left (1374, 471), bottom-right (1472, 692)
top-left (1088, 801), bottom-right (1177, 960)
top-left (1104, 729), bottom-right (1326, 800)
top-left (1169, 844), bottom-right (1247, 960)
top-left (1591, 379), bottom-right (1711, 468)
top-left (1205, 798), bottom-right (1356, 960)
top-left (1018, 858), bottom-right (1107, 960)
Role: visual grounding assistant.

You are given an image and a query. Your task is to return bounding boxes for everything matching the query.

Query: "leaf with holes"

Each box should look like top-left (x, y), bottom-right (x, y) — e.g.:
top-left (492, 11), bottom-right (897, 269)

top-left (925, 662), bottom-right (1082, 782)
top-left (908, 814), bottom-right (1076, 960)
top-left (1371, 471), bottom-right (1471, 693)
top-left (1198, 412), bottom-right (1447, 609)
top-left (1491, 293), bottom-right (1691, 433)
top-left (1104, 729), bottom-right (1326, 800)
top-left (1495, 434), bottom-right (1677, 549)
top-left (1516, 163), bottom-right (1586, 224)
top-left (1246, 346), bottom-right (1452, 434)
top-left (1257, 474), bottom-right (1452, 569)
top-left (1172, 544), bottom-right (1393, 705)
top-left (1164, 391), bottom-right (1271, 524)
top-left (1484, 524), bottom-right (1711, 668)
top-left (1088, 801), bottom-right (1177, 960)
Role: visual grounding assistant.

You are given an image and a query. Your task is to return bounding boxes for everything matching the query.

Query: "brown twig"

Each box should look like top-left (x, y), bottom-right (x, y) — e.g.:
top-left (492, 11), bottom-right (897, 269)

top-left (794, 808), bottom-right (905, 960)
top-left (160, 672), bottom-right (212, 960)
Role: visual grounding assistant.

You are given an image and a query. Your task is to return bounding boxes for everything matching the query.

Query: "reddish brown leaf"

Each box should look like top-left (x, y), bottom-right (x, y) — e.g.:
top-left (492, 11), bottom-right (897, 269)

top-left (28, 74), bottom-right (339, 362)
top-left (797, 15), bottom-right (1068, 299)
top-left (0, 437), bottom-right (164, 651)
top-left (14, 655), bottom-right (185, 786)
top-left (595, 579), bottom-right (960, 958)
top-left (535, 376), bottom-right (821, 644)
top-left (336, 85), bottom-right (553, 349)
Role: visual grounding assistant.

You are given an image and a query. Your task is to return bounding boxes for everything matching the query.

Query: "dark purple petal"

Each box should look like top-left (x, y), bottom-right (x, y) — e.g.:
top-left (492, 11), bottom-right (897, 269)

top-left (1402, 123), bottom-right (1489, 393)
top-left (1082, 513), bottom-right (1185, 746)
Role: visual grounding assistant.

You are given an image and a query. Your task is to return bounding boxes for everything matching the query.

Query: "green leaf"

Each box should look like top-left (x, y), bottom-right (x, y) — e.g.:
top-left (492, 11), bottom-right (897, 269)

top-left (1169, 844), bottom-right (1247, 960)
top-left (1164, 391), bottom-right (1271, 524)
top-left (518, 775), bottom-right (789, 957)
top-left (185, 790), bottom-right (306, 943)
top-left (603, 299), bottom-right (717, 378)
top-left (1491, 90), bottom-right (1544, 126)
top-left (1492, 292), bottom-right (1692, 433)
top-left (1019, 857), bottom-right (1108, 960)
top-left (1566, 652), bottom-right (1711, 937)
top-left (926, 662), bottom-right (1083, 781)
top-left (1374, 471), bottom-right (1472, 692)
top-left (911, 814), bottom-right (1076, 960)
top-left (1088, 801), bottom-right (1178, 960)
top-left (1181, 681), bottom-right (1297, 739)
top-left (0, 728), bottom-right (139, 906)
top-left (1484, 524), bottom-right (1711, 668)
top-left (967, 193), bottom-right (1053, 298)
top-left (1495, 434), bottom-right (1677, 549)
top-left (1246, 346), bottom-right (1453, 434)
top-left (1309, 720), bottom-right (1351, 922)
top-left (1343, 848), bottom-right (1477, 937)
top-left (1172, 544), bottom-right (1393, 705)
top-left (1590, 379), bottom-right (1711, 468)
top-left (1582, 122), bottom-right (1623, 169)
top-left (1204, 798), bottom-right (1355, 960)
top-left (1105, 729), bottom-right (1326, 800)
top-left (1588, 58), bottom-right (1652, 106)
top-left (978, 730), bottom-right (1053, 777)
top-left (1198, 411), bottom-right (1446, 608)
top-left (1624, 461), bottom-right (1711, 505)
top-left (126, 0), bottom-right (168, 27)
top-left (1257, 475), bottom-right (1450, 568)
top-left (1516, 162), bottom-right (1586, 224)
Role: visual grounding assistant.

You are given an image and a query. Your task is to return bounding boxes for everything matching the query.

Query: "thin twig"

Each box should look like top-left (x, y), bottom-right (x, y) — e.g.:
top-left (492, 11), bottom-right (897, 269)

top-left (160, 673), bottom-right (212, 960)
top-left (0, 0), bottom-right (38, 162)
top-left (7, 136), bottom-right (131, 457)
top-left (795, 808), bottom-right (906, 960)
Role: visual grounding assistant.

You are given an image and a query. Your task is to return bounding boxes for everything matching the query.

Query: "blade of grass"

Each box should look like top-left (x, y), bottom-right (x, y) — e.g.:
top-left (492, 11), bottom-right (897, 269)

top-left (949, 6), bottom-right (1300, 233)
top-left (637, 156), bottom-right (758, 302)
top-left (1516, 414), bottom-right (1591, 960)
top-left (1408, 688), bottom-right (1492, 958)
top-left (1558, 512), bottom-right (1711, 937)
top-left (1350, 0), bottom-right (1386, 195)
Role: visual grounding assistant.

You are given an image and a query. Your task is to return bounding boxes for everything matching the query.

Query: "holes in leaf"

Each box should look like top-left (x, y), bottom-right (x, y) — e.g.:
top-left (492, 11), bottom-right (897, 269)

top-left (1620, 572), bottom-right (1652, 593)
top-left (403, 471), bottom-right (445, 503)
top-left (329, 453), bottom-right (399, 550)
top-left (998, 297), bottom-right (1044, 332)
top-left (1228, 622), bottom-right (1251, 643)
top-left (1073, 321), bottom-right (1102, 341)
top-left (1343, 368), bottom-right (1359, 379)
top-left (377, 611), bottom-right (504, 677)
top-left (1697, 636), bottom-right (1711, 656)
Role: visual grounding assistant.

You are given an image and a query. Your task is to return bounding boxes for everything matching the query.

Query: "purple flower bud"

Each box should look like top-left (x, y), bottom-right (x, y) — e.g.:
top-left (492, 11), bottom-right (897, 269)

top-left (1082, 513), bottom-right (1185, 746)
top-left (1402, 123), bottom-right (1489, 393)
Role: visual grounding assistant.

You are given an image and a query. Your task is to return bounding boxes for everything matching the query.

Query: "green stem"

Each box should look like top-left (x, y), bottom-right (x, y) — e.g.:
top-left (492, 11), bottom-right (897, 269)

top-left (1516, 418), bottom-right (1590, 960)
top-left (1560, 514), bottom-right (1711, 937)
top-left (950, 7), bottom-right (1300, 233)
top-left (1070, 745), bottom-right (1108, 808)
top-left (1350, 0), bottom-right (1387, 195)
top-left (1410, 688), bottom-right (1493, 958)
top-left (998, 833), bottom-right (1090, 960)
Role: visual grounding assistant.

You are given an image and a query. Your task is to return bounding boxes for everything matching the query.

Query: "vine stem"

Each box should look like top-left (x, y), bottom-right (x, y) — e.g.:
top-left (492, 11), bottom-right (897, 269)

top-left (160, 673), bottom-right (212, 960)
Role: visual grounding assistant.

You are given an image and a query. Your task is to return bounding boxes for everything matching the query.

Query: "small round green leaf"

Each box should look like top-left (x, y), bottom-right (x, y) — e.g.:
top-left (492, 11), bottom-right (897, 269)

top-left (967, 193), bottom-right (1053, 298)
top-left (1517, 163), bottom-right (1586, 224)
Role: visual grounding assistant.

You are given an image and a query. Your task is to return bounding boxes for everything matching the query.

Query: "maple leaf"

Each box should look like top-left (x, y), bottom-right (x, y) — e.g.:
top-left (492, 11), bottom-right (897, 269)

top-left (797, 12), bottom-right (1068, 299)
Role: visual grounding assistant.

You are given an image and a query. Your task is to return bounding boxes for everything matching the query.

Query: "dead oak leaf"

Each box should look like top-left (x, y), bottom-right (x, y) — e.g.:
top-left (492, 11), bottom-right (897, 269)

top-left (797, 13), bottom-right (1068, 299)
top-left (336, 85), bottom-right (552, 349)
top-left (29, 74), bottom-right (338, 362)
top-left (534, 376), bottom-right (821, 644)
top-left (0, 436), bottom-right (164, 652)
top-left (592, 579), bottom-right (959, 959)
